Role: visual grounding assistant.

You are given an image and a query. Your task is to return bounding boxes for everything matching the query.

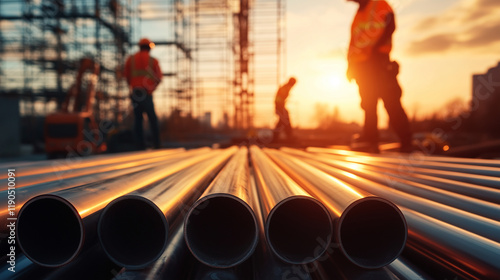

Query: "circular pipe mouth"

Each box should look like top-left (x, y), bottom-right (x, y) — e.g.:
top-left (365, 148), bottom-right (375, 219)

top-left (17, 195), bottom-right (84, 267)
top-left (98, 195), bottom-right (169, 269)
top-left (185, 194), bottom-right (259, 268)
top-left (338, 197), bottom-right (408, 269)
top-left (266, 196), bottom-right (333, 264)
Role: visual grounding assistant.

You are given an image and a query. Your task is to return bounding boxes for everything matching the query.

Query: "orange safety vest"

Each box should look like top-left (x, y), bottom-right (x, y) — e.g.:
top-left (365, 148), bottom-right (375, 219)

top-left (348, 0), bottom-right (393, 63)
top-left (125, 51), bottom-right (162, 94)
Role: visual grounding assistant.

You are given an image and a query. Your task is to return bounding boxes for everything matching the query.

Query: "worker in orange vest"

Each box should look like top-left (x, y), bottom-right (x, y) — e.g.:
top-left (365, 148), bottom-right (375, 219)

top-left (274, 77), bottom-right (296, 142)
top-left (124, 38), bottom-right (163, 149)
top-left (346, 0), bottom-right (412, 153)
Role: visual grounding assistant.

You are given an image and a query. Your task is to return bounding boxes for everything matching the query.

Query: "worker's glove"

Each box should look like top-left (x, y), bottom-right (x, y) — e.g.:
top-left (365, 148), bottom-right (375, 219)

top-left (388, 60), bottom-right (399, 76)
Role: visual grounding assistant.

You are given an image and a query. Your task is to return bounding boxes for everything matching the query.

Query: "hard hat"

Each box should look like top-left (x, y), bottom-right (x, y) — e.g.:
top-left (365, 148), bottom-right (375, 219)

top-left (138, 38), bottom-right (155, 49)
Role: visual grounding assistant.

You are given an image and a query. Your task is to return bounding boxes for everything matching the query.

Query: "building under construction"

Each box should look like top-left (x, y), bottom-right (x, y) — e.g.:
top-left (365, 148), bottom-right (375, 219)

top-left (0, 0), bottom-right (286, 156)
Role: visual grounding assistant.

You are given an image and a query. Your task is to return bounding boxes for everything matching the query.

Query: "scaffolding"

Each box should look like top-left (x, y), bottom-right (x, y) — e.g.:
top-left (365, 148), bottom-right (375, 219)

top-left (194, 0), bottom-right (233, 129)
top-left (138, 0), bottom-right (194, 123)
top-left (250, 0), bottom-right (286, 129)
top-left (0, 0), bottom-right (285, 146)
top-left (232, 0), bottom-right (251, 130)
top-left (138, 0), bottom-right (285, 131)
top-left (0, 0), bottom-right (139, 143)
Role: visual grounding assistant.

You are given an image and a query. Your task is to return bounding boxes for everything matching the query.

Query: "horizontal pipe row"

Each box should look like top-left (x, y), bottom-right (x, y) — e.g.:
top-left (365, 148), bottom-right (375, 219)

top-left (8, 145), bottom-right (500, 279)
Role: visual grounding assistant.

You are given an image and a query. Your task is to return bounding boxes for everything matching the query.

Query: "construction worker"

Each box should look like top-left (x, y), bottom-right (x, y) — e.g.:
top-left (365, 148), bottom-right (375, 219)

top-left (274, 77), bottom-right (296, 141)
top-left (346, 0), bottom-right (412, 153)
top-left (124, 38), bottom-right (163, 149)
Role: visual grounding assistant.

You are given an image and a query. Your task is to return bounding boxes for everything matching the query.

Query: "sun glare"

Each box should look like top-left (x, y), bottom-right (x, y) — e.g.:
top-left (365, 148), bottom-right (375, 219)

top-left (316, 71), bottom-right (348, 92)
top-left (329, 76), bottom-right (342, 88)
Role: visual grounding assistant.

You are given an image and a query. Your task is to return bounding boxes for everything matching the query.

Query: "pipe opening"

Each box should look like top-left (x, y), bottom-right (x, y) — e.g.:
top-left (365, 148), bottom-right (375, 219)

top-left (339, 198), bottom-right (407, 269)
top-left (185, 195), bottom-right (258, 268)
top-left (17, 196), bottom-right (82, 267)
top-left (267, 197), bottom-right (332, 264)
top-left (98, 196), bottom-right (168, 268)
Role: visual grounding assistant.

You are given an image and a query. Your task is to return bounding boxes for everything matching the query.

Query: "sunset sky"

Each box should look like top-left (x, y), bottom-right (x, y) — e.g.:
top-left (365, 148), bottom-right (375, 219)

top-left (283, 0), bottom-right (500, 128)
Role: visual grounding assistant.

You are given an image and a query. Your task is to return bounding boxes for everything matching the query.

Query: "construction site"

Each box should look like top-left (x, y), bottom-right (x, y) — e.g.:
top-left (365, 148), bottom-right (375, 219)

top-left (1, 0), bottom-right (500, 280)
top-left (0, 0), bottom-right (287, 157)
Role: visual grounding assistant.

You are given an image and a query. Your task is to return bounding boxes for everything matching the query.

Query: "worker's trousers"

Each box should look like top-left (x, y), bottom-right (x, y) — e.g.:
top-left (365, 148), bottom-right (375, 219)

top-left (131, 88), bottom-right (160, 149)
top-left (354, 54), bottom-right (411, 147)
top-left (274, 107), bottom-right (293, 140)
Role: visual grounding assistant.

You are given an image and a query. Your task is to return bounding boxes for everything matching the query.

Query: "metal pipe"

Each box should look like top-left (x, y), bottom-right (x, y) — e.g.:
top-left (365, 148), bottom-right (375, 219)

top-left (381, 162), bottom-right (500, 189)
top-left (0, 147), bottom-right (208, 190)
top-left (385, 257), bottom-right (431, 280)
top-left (190, 260), bottom-right (252, 280)
top-left (372, 167), bottom-right (500, 204)
top-left (390, 152), bottom-right (500, 168)
top-left (184, 147), bottom-right (258, 268)
top-left (16, 149), bottom-right (221, 267)
top-left (306, 147), bottom-right (500, 184)
top-left (265, 149), bottom-right (407, 269)
top-left (249, 161), bottom-right (313, 280)
top-left (357, 163), bottom-right (500, 218)
top-left (283, 149), bottom-right (500, 243)
top-left (0, 148), bottom-right (185, 181)
top-left (98, 147), bottom-right (237, 269)
top-left (402, 207), bottom-right (500, 279)
top-left (399, 247), bottom-right (471, 280)
top-left (250, 146), bottom-right (333, 265)
top-left (0, 156), bottom-right (186, 233)
top-left (1, 148), bottom-right (212, 234)
top-left (286, 148), bottom-right (500, 220)
top-left (0, 254), bottom-right (53, 280)
top-left (307, 146), bottom-right (500, 168)
top-left (304, 147), bottom-right (500, 190)
top-left (310, 251), bottom-right (429, 280)
top-left (111, 221), bottom-right (195, 280)
top-left (41, 244), bottom-right (120, 280)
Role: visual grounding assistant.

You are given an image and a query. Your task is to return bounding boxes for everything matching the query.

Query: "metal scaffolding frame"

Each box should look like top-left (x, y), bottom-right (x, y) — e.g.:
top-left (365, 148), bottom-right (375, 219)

top-left (233, 0), bottom-right (252, 130)
top-left (0, 0), bottom-right (285, 146)
top-left (194, 0), bottom-right (233, 129)
top-left (0, 0), bottom-right (139, 143)
top-left (250, 0), bottom-right (285, 129)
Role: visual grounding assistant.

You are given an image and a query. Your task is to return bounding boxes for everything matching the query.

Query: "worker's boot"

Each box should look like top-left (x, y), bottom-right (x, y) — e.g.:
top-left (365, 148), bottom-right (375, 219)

top-left (399, 141), bottom-right (414, 153)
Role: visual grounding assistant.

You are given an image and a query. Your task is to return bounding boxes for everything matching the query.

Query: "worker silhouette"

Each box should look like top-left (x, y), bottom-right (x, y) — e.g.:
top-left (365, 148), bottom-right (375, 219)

top-left (124, 38), bottom-right (163, 150)
top-left (273, 77), bottom-right (296, 142)
top-left (346, 0), bottom-right (412, 153)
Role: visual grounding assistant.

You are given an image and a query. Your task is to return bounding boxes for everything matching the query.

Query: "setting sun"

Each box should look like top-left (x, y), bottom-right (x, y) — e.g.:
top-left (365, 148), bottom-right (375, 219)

top-left (329, 75), bottom-right (342, 89)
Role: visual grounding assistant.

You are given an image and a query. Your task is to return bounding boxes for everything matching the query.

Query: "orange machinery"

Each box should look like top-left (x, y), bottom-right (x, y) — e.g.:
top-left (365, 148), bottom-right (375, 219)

top-left (44, 58), bottom-right (107, 158)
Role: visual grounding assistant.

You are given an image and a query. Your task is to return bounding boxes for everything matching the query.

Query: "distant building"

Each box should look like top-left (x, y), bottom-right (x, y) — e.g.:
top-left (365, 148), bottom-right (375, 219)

top-left (201, 112), bottom-right (212, 129)
top-left (471, 62), bottom-right (500, 136)
top-left (0, 96), bottom-right (20, 157)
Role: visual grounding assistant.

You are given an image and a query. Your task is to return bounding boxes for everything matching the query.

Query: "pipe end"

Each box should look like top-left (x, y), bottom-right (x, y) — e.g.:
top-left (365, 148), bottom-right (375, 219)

top-left (338, 197), bottom-right (407, 269)
top-left (266, 196), bottom-right (333, 265)
top-left (185, 194), bottom-right (259, 268)
top-left (17, 195), bottom-right (83, 267)
top-left (98, 195), bottom-right (169, 269)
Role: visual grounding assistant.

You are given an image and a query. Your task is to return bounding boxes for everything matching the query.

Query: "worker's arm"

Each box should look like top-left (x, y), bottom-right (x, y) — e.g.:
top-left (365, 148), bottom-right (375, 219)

top-left (153, 59), bottom-right (162, 85)
top-left (346, 37), bottom-right (358, 82)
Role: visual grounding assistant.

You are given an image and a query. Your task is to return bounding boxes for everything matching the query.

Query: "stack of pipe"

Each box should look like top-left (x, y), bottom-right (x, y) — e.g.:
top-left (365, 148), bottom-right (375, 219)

top-left (279, 147), bottom-right (500, 279)
top-left (2, 145), bottom-right (500, 279)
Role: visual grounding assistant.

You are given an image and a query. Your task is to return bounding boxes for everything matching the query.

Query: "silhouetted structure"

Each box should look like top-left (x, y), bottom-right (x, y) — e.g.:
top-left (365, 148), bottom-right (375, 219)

top-left (471, 62), bottom-right (500, 137)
